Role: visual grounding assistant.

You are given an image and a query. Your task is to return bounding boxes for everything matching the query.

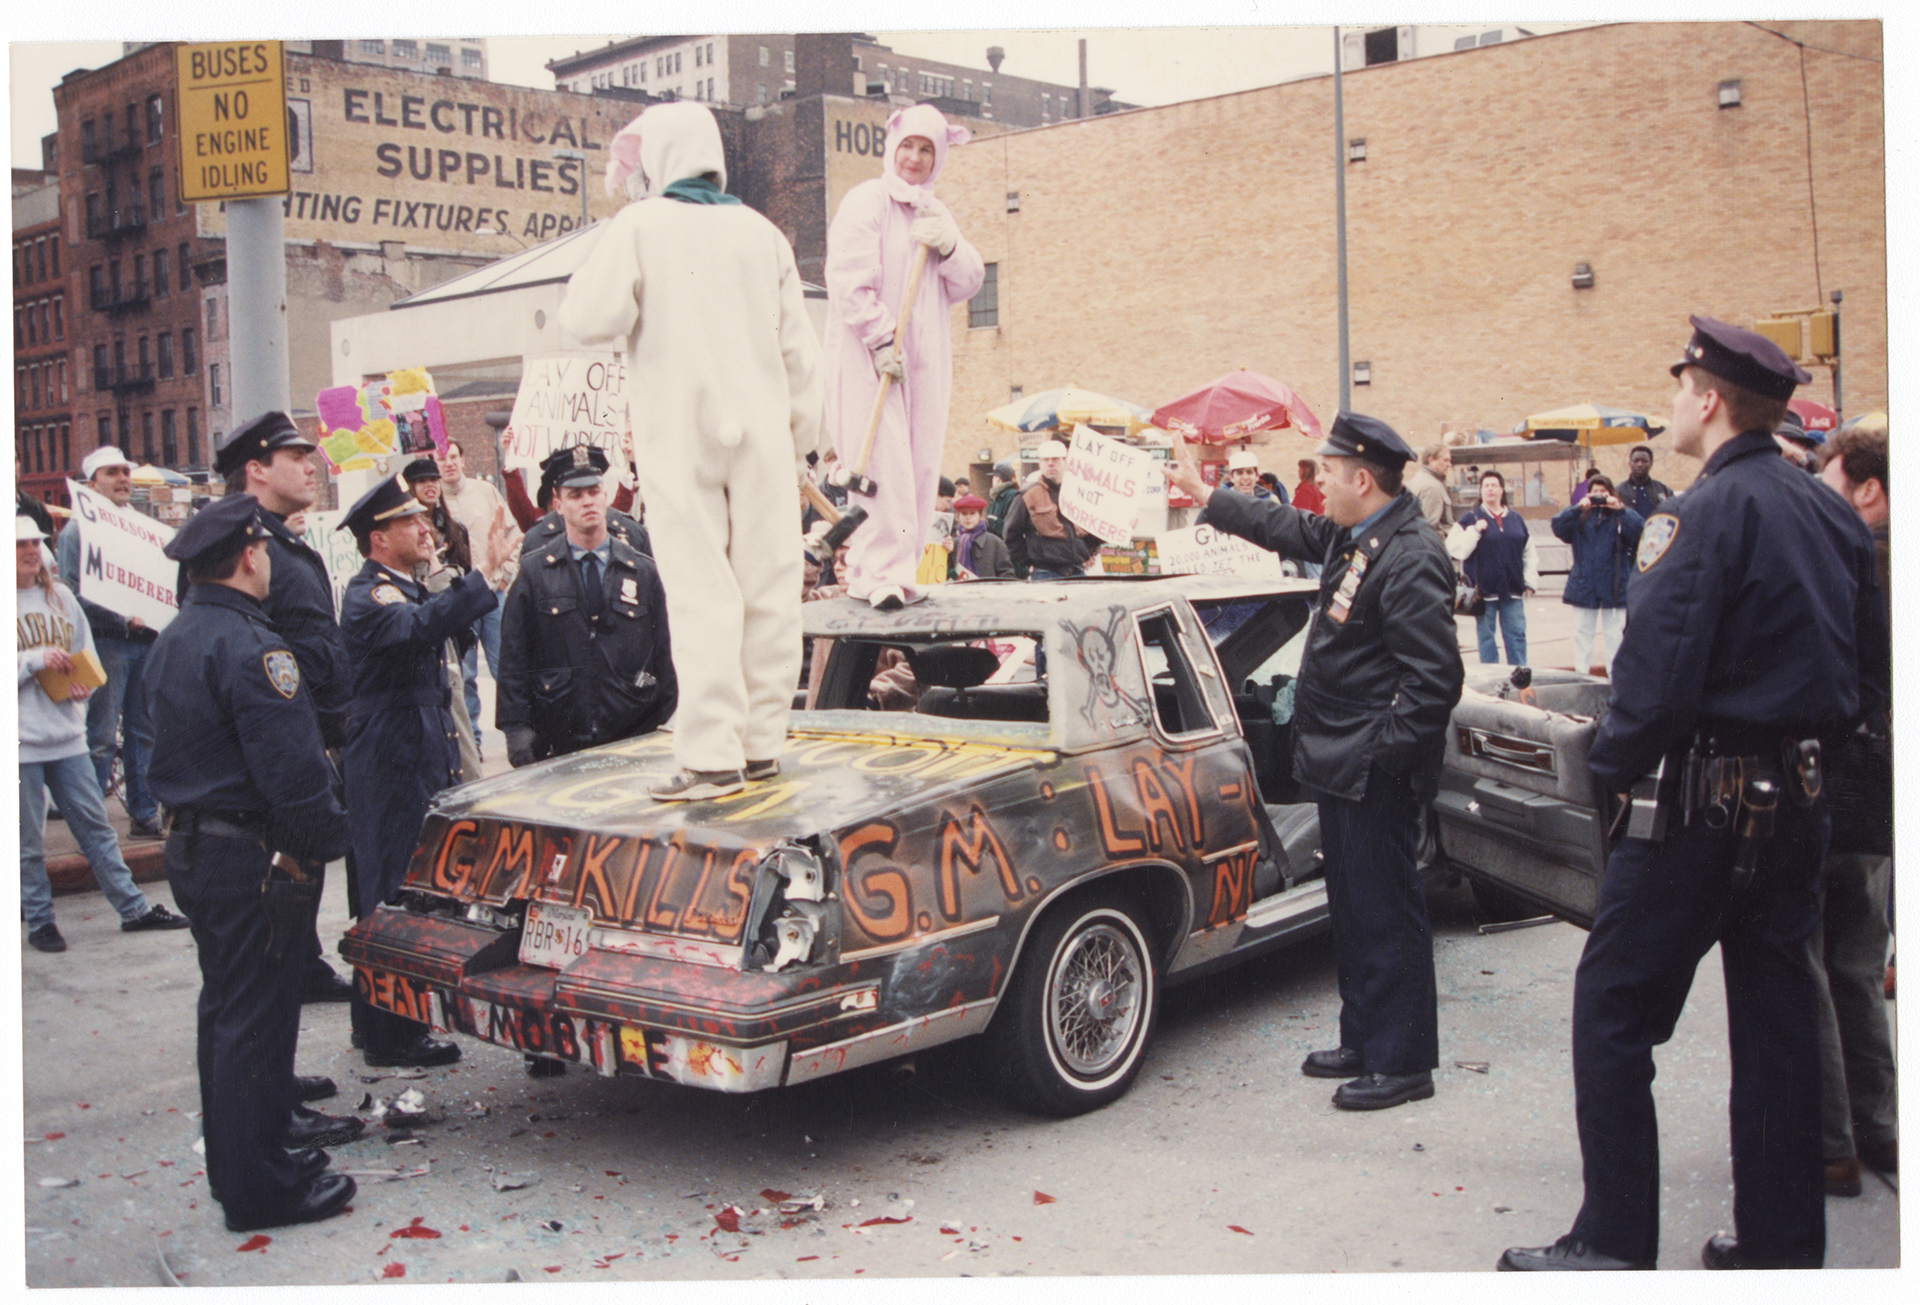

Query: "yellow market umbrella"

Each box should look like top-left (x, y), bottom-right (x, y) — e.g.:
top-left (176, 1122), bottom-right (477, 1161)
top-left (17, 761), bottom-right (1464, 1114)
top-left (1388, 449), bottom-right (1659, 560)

top-left (985, 387), bottom-right (1153, 436)
top-left (1520, 403), bottom-right (1665, 447)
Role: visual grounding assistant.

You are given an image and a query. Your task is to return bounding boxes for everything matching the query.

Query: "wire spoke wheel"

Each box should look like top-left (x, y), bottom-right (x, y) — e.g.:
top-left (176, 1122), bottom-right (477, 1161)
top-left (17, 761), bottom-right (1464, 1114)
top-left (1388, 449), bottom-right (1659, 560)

top-left (1046, 923), bottom-right (1144, 1077)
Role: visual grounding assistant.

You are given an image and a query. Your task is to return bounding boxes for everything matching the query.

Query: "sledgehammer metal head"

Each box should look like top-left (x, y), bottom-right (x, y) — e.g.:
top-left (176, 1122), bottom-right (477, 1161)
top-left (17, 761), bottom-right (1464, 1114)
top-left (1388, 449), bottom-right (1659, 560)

top-left (822, 506), bottom-right (867, 551)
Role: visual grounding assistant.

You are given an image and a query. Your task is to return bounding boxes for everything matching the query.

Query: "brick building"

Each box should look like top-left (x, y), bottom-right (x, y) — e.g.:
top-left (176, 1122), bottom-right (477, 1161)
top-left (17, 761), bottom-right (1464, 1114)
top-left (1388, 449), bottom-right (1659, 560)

top-left (933, 20), bottom-right (1886, 493)
top-left (13, 174), bottom-right (73, 507)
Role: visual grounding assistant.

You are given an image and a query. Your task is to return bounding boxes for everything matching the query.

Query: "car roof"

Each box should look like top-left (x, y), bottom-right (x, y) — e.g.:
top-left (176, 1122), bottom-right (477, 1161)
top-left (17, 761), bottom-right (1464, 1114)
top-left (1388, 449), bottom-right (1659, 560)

top-left (800, 573), bottom-right (1319, 639)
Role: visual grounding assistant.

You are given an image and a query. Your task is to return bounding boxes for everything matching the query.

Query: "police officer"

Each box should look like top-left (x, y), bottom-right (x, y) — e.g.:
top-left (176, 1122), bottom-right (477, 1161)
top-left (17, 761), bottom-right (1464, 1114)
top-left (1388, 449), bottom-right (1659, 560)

top-left (498, 445), bottom-right (677, 768)
top-left (1500, 317), bottom-right (1887, 1272)
top-left (338, 473), bottom-right (501, 1067)
top-left (215, 411), bottom-right (356, 1003)
top-left (1165, 413), bottom-right (1464, 1111)
top-left (143, 495), bottom-right (357, 1232)
top-left (519, 468), bottom-right (651, 559)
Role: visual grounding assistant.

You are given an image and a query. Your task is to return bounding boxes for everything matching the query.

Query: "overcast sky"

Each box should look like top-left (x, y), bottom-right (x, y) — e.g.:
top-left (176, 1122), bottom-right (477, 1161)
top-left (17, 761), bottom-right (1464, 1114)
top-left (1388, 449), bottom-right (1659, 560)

top-left (6, 4), bottom-right (1648, 165)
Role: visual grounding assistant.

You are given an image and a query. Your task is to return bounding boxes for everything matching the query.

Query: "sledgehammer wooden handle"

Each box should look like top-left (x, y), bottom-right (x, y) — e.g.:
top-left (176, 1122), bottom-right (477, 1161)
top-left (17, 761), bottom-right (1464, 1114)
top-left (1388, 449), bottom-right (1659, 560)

top-left (848, 242), bottom-right (932, 495)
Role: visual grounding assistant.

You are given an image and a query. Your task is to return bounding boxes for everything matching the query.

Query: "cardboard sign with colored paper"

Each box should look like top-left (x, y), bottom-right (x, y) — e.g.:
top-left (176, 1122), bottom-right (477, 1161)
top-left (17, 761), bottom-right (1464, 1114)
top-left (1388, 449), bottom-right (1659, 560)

top-left (501, 352), bottom-right (635, 490)
top-left (315, 368), bottom-right (448, 471)
top-left (1059, 424), bottom-right (1155, 546)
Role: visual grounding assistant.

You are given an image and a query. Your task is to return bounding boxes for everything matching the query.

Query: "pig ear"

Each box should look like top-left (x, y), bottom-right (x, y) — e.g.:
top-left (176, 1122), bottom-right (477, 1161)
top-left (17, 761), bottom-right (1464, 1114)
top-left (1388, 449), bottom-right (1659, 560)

top-left (885, 108), bottom-right (906, 134)
top-left (946, 123), bottom-right (972, 148)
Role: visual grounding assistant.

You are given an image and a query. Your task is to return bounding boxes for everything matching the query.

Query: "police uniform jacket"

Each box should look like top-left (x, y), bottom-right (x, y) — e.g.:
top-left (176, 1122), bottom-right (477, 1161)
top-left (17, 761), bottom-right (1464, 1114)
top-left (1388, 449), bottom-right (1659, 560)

top-left (1203, 488), bottom-right (1464, 803)
top-left (260, 510), bottom-right (351, 749)
top-left (144, 584), bottom-right (350, 864)
top-left (340, 561), bottom-right (496, 905)
top-left (1590, 429), bottom-right (1887, 792)
top-left (495, 535), bottom-right (678, 756)
top-left (520, 507), bottom-right (650, 559)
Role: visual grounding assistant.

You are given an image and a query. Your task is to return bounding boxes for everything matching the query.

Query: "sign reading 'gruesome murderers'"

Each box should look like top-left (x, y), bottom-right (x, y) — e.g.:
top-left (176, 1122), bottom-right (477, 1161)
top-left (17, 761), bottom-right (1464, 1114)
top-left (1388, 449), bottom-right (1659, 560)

top-left (195, 56), bottom-right (634, 253)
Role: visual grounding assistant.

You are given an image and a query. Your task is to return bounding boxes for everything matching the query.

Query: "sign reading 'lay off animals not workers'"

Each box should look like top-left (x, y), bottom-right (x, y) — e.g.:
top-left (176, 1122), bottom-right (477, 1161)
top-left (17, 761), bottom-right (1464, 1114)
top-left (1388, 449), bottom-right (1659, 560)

top-left (314, 368), bottom-right (448, 472)
top-left (1059, 425), bottom-right (1157, 546)
top-left (175, 41), bottom-right (290, 202)
top-left (64, 482), bottom-right (181, 631)
top-left (503, 352), bottom-right (635, 490)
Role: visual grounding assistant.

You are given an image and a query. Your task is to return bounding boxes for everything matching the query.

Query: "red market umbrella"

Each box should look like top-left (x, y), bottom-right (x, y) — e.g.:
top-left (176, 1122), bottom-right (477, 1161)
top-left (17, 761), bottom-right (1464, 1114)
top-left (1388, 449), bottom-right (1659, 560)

top-left (1788, 398), bottom-right (1838, 432)
top-left (1150, 369), bottom-right (1325, 445)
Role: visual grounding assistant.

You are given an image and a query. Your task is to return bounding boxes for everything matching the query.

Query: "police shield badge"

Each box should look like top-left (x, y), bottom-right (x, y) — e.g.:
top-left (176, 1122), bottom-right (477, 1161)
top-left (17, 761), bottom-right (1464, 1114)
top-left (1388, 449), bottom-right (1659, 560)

top-left (263, 650), bottom-right (302, 700)
top-left (1637, 514), bottom-right (1680, 572)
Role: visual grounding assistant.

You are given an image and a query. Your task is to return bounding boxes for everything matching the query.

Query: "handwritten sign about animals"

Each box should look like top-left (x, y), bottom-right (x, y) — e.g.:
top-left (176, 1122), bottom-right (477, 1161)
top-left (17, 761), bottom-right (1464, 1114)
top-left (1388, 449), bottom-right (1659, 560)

top-left (501, 352), bottom-right (634, 489)
top-left (64, 481), bottom-right (181, 630)
top-left (1154, 522), bottom-right (1288, 583)
top-left (314, 367), bottom-right (447, 472)
top-left (1059, 425), bottom-right (1155, 546)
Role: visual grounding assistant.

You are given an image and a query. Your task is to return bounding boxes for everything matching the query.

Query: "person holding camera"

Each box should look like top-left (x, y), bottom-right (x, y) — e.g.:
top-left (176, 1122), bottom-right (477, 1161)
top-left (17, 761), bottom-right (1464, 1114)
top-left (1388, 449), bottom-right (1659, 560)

top-left (1550, 474), bottom-right (1644, 675)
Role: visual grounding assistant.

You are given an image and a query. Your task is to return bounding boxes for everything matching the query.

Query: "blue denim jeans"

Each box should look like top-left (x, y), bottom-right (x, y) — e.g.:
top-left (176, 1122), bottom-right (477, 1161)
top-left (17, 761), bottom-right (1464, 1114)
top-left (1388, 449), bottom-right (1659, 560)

top-left (461, 602), bottom-right (503, 742)
top-left (1475, 595), bottom-right (1528, 666)
top-left (20, 753), bottom-right (151, 930)
top-left (87, 636), bottom-right (158, 823)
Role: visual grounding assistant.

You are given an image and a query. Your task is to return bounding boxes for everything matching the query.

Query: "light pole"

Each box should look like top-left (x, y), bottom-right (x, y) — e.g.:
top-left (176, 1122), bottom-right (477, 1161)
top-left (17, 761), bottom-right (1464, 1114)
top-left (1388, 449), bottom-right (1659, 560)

top-left (551, 148), bottom-right (590, 230)
top-left (1333, 26), bottom-right (1351, 414)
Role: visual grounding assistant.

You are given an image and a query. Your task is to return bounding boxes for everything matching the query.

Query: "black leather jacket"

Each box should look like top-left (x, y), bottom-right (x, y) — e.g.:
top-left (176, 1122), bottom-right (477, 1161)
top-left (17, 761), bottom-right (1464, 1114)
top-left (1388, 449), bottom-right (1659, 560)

top-left (1202, 488), bottom-right (1464, 802)
top-left (496, 535), bottom-right (677, 758)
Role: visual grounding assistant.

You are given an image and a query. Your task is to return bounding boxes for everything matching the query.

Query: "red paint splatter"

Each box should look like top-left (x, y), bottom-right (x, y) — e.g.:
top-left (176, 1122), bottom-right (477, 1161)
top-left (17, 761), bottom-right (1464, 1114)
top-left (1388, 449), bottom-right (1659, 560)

top-left (797, 1255), bottom-right (819, 1262)
top-left (382, 1262), bottom-right (406, 1279)
top-left (459, 1225), bottom-right (469, 1232)
top-left (43, 1132), bottom-right (64, 1141)
top-left (235, 1235), bottom-right (271, 1253)
top-left (1032, 1191), bottom-right (1056, 1205)
top-left (857, 1215), bottom-right (911, 1227)
top-left (77, 1103), bottom-right (90, 1110)
top-left (390, 1217), bottom-right (442, 1239)
top-left (664, 1234), bottom-right (678, 1242)
top-left (1229, 1225), bottom-right (1254, 1236)
top-left (543, 1266), bottom-right (562, 1274)
top-left (605, 1171), bottom-right (622, 1177)
top-left (939, 1225), bottom-right (961, 1235)
top-left (761, 1188), bottom-right (791, 1202)
top-left (713, 1208), bottom-right (741, 1233)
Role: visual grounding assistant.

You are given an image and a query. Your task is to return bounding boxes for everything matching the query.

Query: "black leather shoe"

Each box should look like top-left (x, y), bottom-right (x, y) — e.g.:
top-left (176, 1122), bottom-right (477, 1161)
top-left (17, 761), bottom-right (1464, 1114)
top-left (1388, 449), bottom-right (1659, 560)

top-left (303, 969), bottom-right (356, 1004)
top-left (1499, 1235), bottom-right (1654, 1271)
top-left (286, 1147), bottom-right (331, 1181)
top-left (1301, 1047), bottom-right (1365, 1079)
top-left (293, 1074), bottom-right (338, 1102)
top-left (1700, 1233), bottom-right (1812, 1270)
top-left (224, 1173), bottom-right (357, 1233)
top-left (283, 1106), bottom-right (365, 1149)
top-left (364, 1033), bottom-right (462, 1068)
top-left (1332, 1070), bottom-right (1435, 1111)
top-left (121, 903), bottom-right (190, 932)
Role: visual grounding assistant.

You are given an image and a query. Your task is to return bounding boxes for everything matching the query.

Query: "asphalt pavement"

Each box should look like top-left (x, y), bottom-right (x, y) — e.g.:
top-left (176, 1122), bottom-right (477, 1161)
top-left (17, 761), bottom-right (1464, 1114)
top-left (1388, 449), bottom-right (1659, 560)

top-left (21, 589), bottom-right (1901, 1285)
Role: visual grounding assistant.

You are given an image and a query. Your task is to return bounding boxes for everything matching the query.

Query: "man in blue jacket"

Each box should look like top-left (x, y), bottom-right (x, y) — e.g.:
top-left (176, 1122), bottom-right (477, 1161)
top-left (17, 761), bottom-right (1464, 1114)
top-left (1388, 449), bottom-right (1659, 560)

top-left (1549, 474), bottom-right (1643, 675)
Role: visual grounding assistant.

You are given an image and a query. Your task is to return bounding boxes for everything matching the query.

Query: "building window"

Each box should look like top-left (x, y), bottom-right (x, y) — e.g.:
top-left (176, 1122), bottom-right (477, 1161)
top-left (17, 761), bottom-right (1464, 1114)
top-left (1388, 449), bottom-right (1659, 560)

top-left (179, 242), bottom-right (191, 290)
top-left (186, 409), bottom-right (200, 465)
top-left (59, 422), bottom-right (70, 471)
top-left (133, 254), bottom-right (146, 297)
top-left (152, 249), bottom-right (168, 297)
top-left (57, 358), bottom-right (67, 403)
top-left (16, 307), bottom-right (26, 350)
top-left (97, 413), bottom-right (111, 445)
top-left (392, 39), bottom-right (418, 60)
top-left (360, 39), bottom-right (384, 55)
top-left (182, 327), bottom-right (197, 375)
top-left (757, 84), bottom-right (766, 103)
top-left (425, 44), bottom-right (451, 67)
top-left (93, 345), bottom-right (108, 387)
top-left (146, 94), bottom-right (164, 143)
top-left (150, 167), bottom-right (166, 217)
top-left (706, 42), bottom-right (714, 65)
top-left (158, 332), bottom-right (174, 379)
top-left (161, 410), bottom-right (177, 465)
top-left (784, 49), bottom-right (795, 73)
top-left (48, 235), bottom-right (58, 278)
top-left (694, 44), bottom-right (703, 67)
top-left (117, 410), bottom-right (130, 445)
top-left (206, 296), bottom-right (218, 338)
top-left (52, 295), bottom-right (63, 340)
top-left (140, 411), bottom-right (154, 464)
top-left (36, 236), bottom-right (48, 281)
top-left (970, 263), bottom-right (999, 328)
top-left (86, 192), bottom-right (103, 234)
top-left (138, 335), bottom-right (151, 376)
top-left (30, 365), bottom-right (41, 409)
top-left (209, 363), bottom-right (222, 407)
top-left (462, 46), bottom-right (483, 72)
top-left (759, 45), bottom-right (769, 67)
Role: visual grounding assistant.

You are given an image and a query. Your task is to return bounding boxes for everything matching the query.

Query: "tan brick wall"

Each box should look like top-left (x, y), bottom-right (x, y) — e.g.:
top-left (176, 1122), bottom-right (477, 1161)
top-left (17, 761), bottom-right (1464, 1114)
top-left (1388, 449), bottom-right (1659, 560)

top-left (933, 20), bottom-right (1885, 493)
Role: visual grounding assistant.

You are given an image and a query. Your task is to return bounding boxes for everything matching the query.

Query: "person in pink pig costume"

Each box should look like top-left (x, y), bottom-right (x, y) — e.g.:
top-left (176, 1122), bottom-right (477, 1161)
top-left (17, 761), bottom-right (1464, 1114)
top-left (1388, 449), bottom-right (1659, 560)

top-left (823, 104), bottom-right (985, 610)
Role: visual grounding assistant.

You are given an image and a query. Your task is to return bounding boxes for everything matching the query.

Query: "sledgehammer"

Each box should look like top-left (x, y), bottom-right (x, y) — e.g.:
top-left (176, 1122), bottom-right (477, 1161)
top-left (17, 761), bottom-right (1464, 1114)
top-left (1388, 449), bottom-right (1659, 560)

top-left (799, 476), bottom-right (868, 549)
top-left (836, 243), bottom-right (931, 499)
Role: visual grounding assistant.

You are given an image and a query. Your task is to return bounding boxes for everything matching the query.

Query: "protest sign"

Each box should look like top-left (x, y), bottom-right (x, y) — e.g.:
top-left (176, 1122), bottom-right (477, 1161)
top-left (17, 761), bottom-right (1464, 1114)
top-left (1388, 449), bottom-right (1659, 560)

top-left (300, 507), bottom-right (363, 619)
top-left (501, 352), bottom-right (634, 489)
top-left (314, 367), bottom-right (448, 472)
top-left (1058, 424), bottom-right (1155, 546)
top-left (1154, 522), bottom-right (1289, 583)
top-left (64, 481), bottom-right (181, 630)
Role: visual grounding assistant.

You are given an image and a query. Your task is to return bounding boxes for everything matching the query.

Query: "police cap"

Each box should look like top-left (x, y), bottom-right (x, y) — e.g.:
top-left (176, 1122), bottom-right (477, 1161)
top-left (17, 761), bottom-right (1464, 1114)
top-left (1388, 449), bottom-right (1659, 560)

top-left (540, 444), bottom-right (609, 495)
top-left (1774, 408), bottom-right (1825, 448)
top-left (163, 493), bottom-right (268, 564)
top-left (213, 411), bottom-right (315, 478)
top-left (401, 456), bottom-right (442, 483)
top-left (337, 473), bottom-right (428, 541)
top-left (1314, 411), bottom-right (1414, 469)
top-left (1669, 314), bottom-right (1812, 401)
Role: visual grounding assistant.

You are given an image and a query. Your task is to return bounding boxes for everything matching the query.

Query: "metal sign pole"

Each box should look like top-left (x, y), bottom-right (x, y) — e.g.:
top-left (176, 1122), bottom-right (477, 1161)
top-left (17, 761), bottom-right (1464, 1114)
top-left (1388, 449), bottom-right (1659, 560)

top-left (1333, 27), bottom-right (1351, 414)
top-left (227, 197), bottom-right (290, 426)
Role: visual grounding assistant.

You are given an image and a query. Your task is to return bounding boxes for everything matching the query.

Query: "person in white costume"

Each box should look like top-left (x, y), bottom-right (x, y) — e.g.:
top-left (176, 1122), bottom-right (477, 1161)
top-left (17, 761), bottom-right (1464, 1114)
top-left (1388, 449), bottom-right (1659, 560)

top-left (559, 102), bottom-right (823, 801)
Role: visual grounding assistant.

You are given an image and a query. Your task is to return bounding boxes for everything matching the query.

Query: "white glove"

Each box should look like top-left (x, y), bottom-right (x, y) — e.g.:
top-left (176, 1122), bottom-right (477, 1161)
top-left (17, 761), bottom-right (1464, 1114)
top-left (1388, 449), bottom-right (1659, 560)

top-left (871, 343), bottom-right (905, 381)
top-left (910, 206), bottom-right (959, 256)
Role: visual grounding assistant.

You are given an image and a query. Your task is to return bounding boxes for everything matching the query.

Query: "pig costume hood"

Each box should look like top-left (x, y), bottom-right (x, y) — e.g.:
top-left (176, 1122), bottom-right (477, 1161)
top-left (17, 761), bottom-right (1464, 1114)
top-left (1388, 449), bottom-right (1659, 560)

top-left (603, 102), bottom-right (729, 199)
top-left (881, 104), bottom-right (970, 205)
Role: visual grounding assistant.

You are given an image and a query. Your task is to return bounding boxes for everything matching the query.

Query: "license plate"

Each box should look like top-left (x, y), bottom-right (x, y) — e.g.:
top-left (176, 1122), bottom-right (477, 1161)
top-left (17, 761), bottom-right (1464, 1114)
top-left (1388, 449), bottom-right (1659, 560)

top-left (520, 901), bottom-right (592, 969)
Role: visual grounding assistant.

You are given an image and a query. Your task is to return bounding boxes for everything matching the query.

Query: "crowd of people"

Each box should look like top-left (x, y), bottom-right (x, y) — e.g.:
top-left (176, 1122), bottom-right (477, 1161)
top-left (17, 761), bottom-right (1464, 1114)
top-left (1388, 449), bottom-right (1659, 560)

top-left (16, 92), bottom-right (1895, 1271)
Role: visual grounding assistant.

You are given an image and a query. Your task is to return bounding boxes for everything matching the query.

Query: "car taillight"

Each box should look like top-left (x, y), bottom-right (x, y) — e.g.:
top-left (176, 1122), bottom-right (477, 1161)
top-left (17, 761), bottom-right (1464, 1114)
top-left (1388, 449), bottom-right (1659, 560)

top-left (746, 840), bottom-right (842, 973)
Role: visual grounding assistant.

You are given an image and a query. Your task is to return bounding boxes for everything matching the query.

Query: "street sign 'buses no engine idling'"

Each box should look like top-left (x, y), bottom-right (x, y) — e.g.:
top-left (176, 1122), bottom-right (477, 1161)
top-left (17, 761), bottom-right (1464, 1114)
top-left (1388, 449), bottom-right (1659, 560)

top-left (176, 41), bottom-right (290, 202)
